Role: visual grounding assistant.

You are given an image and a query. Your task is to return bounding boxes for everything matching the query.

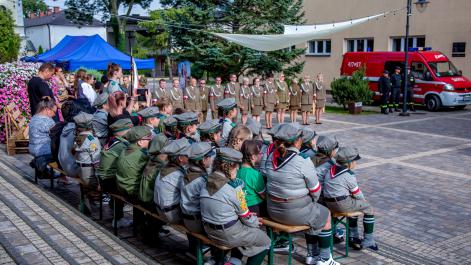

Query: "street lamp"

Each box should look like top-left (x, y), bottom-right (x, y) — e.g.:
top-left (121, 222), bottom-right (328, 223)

top-left (400, 0), bottom-right (430, 116)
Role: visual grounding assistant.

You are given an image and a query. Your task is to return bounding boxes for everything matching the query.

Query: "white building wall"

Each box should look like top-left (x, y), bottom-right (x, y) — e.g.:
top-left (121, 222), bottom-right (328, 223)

top-left (49, 25), bottom-right (107, 47)
top-left (25, 25), bottom-right (50, 51)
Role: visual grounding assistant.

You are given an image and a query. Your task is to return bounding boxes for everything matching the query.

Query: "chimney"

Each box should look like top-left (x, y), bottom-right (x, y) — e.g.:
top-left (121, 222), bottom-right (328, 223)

top-left (40, 11), bottom-right (45, 17)
top-left (53, 6), bottom-right (60, 13)
top-left (47, 9), bottom-right (52, 16)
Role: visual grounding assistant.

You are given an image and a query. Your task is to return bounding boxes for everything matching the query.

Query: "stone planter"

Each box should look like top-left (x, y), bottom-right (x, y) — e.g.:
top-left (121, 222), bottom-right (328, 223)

top-left (348, 102), bottom-right (362, 114)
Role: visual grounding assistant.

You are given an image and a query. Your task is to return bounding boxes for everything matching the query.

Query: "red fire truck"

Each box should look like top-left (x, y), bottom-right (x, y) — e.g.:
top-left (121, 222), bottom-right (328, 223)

top-left (341, 51), bottom-right (471, 111)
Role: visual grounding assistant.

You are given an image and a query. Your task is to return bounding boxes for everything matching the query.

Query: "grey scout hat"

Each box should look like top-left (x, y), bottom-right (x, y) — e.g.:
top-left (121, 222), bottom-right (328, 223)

top-left (160, 138), bottom-right (191, 156)
top-left (267, 124), bottom-right (282, 137)
top-left (93, 93), bottom-right (109, 107)
top-left (316, 135), bottom-right (339, 153)
top-left (110, 118), bottom-right (133, 134)
top-left (216, 147), bottom-right (243, 163)
top-left (302, 127), bottom-right (317, 144)
top-left (245, 118), bottom-right (262, 136)
top-left (148, 134), bottom-right (168, 155)
top-left (73, 112), bottom-right (94, 128)
top-left (217, 98), bottom-right (237, 110)
top-left (198, 119), bottom-right (222, 134)
top-left (175, 112), bottom-right (199, 126)
top-left (125, 126), bottom-right (153, 143)
top-left (336, 146), bottom-right (361, 163)
top-left (138, 107), bottom-right (160, 119)
top-left (274, 123), bottom-right (302, 143)
top-left (163, 116), bottom-right (178, 127)
top-left (189, 142), bottom-right (214, 161)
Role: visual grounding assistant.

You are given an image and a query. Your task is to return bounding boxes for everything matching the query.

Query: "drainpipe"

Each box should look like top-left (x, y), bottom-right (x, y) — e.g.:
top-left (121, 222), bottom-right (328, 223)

top-left (47, 24), bottom-right (51, 50)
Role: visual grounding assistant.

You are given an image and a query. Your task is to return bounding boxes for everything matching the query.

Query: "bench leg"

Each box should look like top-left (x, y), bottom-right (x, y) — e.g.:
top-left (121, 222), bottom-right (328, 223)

top-left (113, 198), bottom-right (118, 236)
top-left (195, 238), bottom-right (203, 265)
top-left (287, 234), bottom-right (293, 265)
top-left (34, 168), bottom-right (38, 184)
top-left (99, 191), bottom-right (103, 221)
top-left (345, 218), bottom-right (349, 258)
top-left (330, 216), bottom-right (335, 254)
top-left (79, 184), bottom-right (86, 214)
top-left (331, 216), bottom-right (348, 260)
top-left (266, 227), bottom-right (275, 265)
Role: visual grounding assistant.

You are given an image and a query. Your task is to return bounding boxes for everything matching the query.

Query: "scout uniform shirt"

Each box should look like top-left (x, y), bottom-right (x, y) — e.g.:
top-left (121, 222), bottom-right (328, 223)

top-left (221, 117), bottom-right (235, 145)
top-left (251, 84), bottom-right (263, 112)
top-left (180, 166), bottom-right (207, 215)
top-left (153, 85), bottom-right (170, 101)
top-left (116, 144), bottom-right (149, 196)
top-left (300, 81), bottom-right (314, 106)
top-left (323, 165), bottom-right (364, 200)
top-left (289, 82), bottom-right (301, 109)
top-left (314, 155), bottom-right (335, 187)
top-left (75, 132), bottom-right (101, 186)
top-left (263, 81), bottom-right (276, 112)
top-left (169, 85), bottom-right (184, 109)
top-left (238, 84), bottom-right (251, 113)
top-left (96, 136), bottom-right (129, 186)
top-left (225, 82), bottom-right (240, 103)
top-left (275, 80), bottom-right (289, 107)
top-left (154, 165), bottom-right (186, 212)
top-left (184, 85), bottom-right (201, 112)
top-left (92, 109), bottom-right (108, 146)
top-left (209, 84), bottom-right (224, 113)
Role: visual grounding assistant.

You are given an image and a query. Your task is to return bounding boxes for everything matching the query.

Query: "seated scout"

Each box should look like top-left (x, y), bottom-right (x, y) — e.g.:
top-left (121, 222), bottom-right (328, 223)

top-left (137, 106), bottom-right (161, 138)
top-left (154, 138), bottom-right (191, 224)
top-left (116, 126), bottom-right (152, 198)
top-left (313, 136), bottom-right (339, 186)
top-left (199, 119), bottom-right (223, 148)
top-left (300, 127), bottom-right (317, 159)
top-left (200, 148), bottom-right (270, 265)
top-left (162, 116), bottom-right (179, 140)
top-left (92, 93), bottom-right (110, 146)
top-left (323, 146), bottom-right (378, 251)
top-left (175, 112), bottom-right (200, 143)
top-left (226, 124), bottom-right (252, 151)
top-left (139, 134), bottom-right (168, 204)
top-left (217, 98), bottom-right (238, 146)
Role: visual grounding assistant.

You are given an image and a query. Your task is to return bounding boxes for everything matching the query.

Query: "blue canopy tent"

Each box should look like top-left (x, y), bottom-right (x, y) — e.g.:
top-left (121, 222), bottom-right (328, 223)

top-left (22, 35), bottom-right (154, 70)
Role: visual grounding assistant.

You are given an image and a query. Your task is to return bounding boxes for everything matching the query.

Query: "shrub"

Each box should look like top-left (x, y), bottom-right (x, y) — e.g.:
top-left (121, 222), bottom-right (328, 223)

top-left (331, 68), bottom-right (373, 109)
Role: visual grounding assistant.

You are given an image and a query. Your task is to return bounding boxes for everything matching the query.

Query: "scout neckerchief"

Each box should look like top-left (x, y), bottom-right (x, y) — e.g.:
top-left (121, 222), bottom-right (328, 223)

top-left (265, 82), bottom-right (274, 94)
top-left (300, 82), bottom-right (310, 93)
top-left (271, 147), bottom-right (297, 171)
top-left (206, 170), bottom-right (229, 196)
top-left (200, 85), bottom-right (206, 99)
top-left (226, 82), bottom-right (236, 95)
top-left (185, 165), bottom-right (208, 184)
top-left (240, 85), bottom-right (250, 99)
top-left (330, 164), bottom-right (350, 179)
top-left (251, 85), bottom-right (261, 97)
top-left (186, 86), bottom-right (196, 100)
top-left (275, 80), bottom-right (286, 91)
top-left (170, 86), bottom-right (181, 101)
top-left (160, 162), bottom-right (186, 179)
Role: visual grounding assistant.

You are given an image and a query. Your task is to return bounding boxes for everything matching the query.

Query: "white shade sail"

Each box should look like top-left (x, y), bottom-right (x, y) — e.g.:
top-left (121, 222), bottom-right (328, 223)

top-left (211, 12), bottom-right (387, 51)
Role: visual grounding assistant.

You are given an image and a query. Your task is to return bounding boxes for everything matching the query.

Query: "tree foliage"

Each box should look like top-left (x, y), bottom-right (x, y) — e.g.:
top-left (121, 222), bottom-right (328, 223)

top-left (0, 8), bottom-right (21, 63)
top-left (65, 0), bottom-right (152, 52)
top-left (37, 45), bottom-right (44, 54)
top-left (144, 0), bottom-right (306, 80)
top-left (331, 68), bottom-right (373, 109)
top-left (22, 0), bottom-right (47, 17)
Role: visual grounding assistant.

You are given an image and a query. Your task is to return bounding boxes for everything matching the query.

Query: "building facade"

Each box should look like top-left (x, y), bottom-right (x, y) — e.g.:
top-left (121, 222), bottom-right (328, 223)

top-left (300, 0), bottom-right (471, 87)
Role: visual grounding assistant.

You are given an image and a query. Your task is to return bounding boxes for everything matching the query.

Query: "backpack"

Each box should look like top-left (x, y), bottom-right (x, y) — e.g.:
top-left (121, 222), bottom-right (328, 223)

top-left (49, 121), bottom-right (67, 166)
top-left (139, 159), bottom-right (167, 203)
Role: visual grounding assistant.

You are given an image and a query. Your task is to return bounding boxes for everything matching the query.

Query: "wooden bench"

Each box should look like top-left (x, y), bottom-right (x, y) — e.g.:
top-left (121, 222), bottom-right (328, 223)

top-left (331, 211), bottom-right (363, 259)
top-left (109, 193), bottom-right (231, 265)
top-left (261, 218), bottom-right (310, 265)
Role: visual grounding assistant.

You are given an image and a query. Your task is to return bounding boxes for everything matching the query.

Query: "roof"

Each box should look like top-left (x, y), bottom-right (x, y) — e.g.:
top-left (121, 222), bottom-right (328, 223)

top-left (24, 10), bottom-right (104, 28)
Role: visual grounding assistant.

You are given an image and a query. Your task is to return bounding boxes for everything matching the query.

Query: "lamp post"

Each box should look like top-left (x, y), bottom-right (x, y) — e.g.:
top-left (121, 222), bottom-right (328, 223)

top-left (400, 0), bottom-right (429, 116)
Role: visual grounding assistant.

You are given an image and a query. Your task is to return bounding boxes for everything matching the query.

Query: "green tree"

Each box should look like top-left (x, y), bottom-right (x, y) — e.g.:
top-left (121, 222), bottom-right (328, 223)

top-left (0, 8), bottom-right (21, 63)
top-left (151, 0), bottom-right (306, 80)
top-left (331, 68), bottom-right (373, 109)
top-left (37, 45), bottom-right (44, 54)
top-left (22, 0), bottom-right (47, 17)
top-left (64, 0), bottom-right (152, 52)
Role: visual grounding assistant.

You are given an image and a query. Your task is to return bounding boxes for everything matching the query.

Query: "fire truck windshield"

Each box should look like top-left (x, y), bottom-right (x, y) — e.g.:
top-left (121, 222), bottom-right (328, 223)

top-left (428, 61), bottom-right (461, 77)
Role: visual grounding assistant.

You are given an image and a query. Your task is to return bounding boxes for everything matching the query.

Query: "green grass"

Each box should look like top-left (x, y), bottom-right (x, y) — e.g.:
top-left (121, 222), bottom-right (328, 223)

top-left (325, 105), bottom-right (377, 115)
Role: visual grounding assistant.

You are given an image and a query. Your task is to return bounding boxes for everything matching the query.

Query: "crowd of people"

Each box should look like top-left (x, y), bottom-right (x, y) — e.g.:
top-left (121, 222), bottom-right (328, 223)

top-left (26, 62), bottom-right (377, 265)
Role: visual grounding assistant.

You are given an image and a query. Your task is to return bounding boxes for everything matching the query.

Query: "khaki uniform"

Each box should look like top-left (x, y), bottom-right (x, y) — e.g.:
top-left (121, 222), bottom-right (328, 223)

top-left (209, 85), bottom-right (224, 119)
top-left (251, 85), bottom-right (263, 116)
top-left (315, 81), bottom-right (326, 109)
top-left (300, 82), bottom-right (314, 112)
top-left (289, 83), bottom-right (301, 111)
top-left (263, 82), bottom-right (276, 112)
top-left (169, 86), bottom-right (184, 109)
top-left (153, 87), bottom-right (170, 101)
top-left (225, 82), bottom-right (240, 103)
top-left (275, 80), bottom-right (289, 110)
top-left (184, 86), bottom-right (201, 112)
top-left (199, 85), bottom-right (209, 121)
top-left (238, 85), bottom-right (251, 115)
top-left (75, 132), bottom-right (101, 188)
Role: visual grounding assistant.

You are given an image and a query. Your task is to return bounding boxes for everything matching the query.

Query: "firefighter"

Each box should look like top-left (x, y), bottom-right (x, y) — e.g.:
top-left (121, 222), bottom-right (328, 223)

top-left (404, 69), bottom-right (416, 112)
top-left (378, 70), bottom-right (391, 115)
top-left (390, 66), bottom-right (402, 112)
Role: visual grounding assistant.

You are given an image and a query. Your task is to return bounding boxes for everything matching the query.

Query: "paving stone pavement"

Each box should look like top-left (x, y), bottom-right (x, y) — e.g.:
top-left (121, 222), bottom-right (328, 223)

top-left (0, 107), bottom-right (469, 265)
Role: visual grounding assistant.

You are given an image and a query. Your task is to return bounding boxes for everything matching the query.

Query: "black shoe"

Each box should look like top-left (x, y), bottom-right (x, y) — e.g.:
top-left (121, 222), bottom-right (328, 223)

top-left (389, 109), bottom-right (393, 113)
top-left (394, 108), bottom-right (400, 112)
top-left (364, 243), bottom-right (379, 251)
top-left (382, 111), bottom-right (389, 115)
top-left (349, 237), bottom-right (363, 250)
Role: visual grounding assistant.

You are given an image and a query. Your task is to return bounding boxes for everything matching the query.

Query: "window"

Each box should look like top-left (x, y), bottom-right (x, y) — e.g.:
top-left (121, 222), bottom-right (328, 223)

top-left (391, 36), bottom-right (426, 51)
top-left (411, 61), bottom-right (432, 80)
top-left (452, 42), bottom-right (466, 57)
top-left (307, 40), bottom-right (331, 56)
top-left (346, 38), bottom-right (374, 52)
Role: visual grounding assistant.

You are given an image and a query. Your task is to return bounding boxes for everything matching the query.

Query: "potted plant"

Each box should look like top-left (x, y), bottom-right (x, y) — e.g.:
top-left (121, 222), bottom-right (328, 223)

top-left (331, 68), bottom-right (373, 114)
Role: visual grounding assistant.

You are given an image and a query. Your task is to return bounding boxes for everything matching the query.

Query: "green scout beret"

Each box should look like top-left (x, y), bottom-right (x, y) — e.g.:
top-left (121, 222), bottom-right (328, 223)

top-left (73, 112), bottom-right (94, 128)
top-left (148, 133), bottom-right (168, 155)
top-left (316, 136), bottom-right (339, 153)
top-left (302, 127), bottom-right (317, 144)
top-left (160, 138), bottom-right (191, 156)
top-left (198, 119), bottom-right (222, 135)
top-left (110, 118), bottom-right (133, 134)
top-left (245, 118), bottom-right (262, 136)
top-left (163, 116), bottom-right (178, 128)
top-left (175, 112), bottom-right (199, 126)
top-left (137, 107), bottom-right (160, 119)
top-left (189, 142), bottom-right (214, 161)
top-left (336, 146), bottom-right (361, 164)
top-left (125, 126), bottom-right (152, 143)
top-left (274, 123), bottom-right (302, 143)
top-left (216, 147), bottom-right (242, 163)
top-left (217, 98), bottom-right (237, 110)
top-left (93, 93), bottom-right (109, 107)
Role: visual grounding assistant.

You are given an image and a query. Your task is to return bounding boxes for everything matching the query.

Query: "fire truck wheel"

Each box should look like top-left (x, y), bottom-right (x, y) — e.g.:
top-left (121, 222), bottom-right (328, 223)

top-left (425, 95), bottom-right (441, 112)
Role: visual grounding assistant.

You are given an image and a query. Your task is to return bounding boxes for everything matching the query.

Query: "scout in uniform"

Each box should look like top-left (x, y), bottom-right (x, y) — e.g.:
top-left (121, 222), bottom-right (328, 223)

top-left (263, 74), bottom-right (277, 129)
top-left (259, 124), bottom-right (282, 177)
top-left (209, 77), bottom-right (225, 119)
top-left (275, 73), bottom-right (289, 124)
top-left (184, 78), bottom-right (201, 113)
top-left (250, 77), bottom-right (263, 122)
top-left (289, 78), bottom-right (301, 123)
top-left (162, 116), bottom-right (179, 140)
top-left (116, 126), bottom-right (152, 198)
top-left (225, 74), bottom-right (240, 103)
top-left (137, 106), bottom-right (161, 138)
top-left (198, 119), bottom-right (223, 174)
top-left (265, 124), bottom-right (337, 265)
top-left (300, 127), bottom-right (317, 159)
top-left (239, 77), bottom-right (252, 125)
top-left (217, 98), bottom-right (238, 146)
top-left (74, 112), bottom-right (101, 188)
top-left (175, 112), bottom-right (200, 143)
top-left (314, 73), bottom-right (326, 124)
top-left (153, 79), bottom-right (170, 103)
top-left (323, 146), bottom-right (378, 251)
top-left (300, 75), bottom-right (314, 125)
top-left (92, 93), bottom-right (110, 146)
top-left (313, 136), bottom-right (338, 185)
top-left (226, 124), bottom-right (252, 151)
top-left (200, 148), bottom-right (271, 265)
top-left (199, 79), bottom-right (209, 122)
top-left (154, 138), bottom-right (191, 224)
top-left (169, 79), bottom-right (184, 110)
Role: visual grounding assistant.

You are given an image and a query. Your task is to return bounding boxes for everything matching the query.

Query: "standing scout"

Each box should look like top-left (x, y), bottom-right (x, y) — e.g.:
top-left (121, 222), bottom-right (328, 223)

top-left (275, 72), bottom-right (289, 124)
top-left (199, 79), bottom-right (209, 122)
top-left (239, 77), bottom-right (252, 125)
top-left (289, 78), bottom-right (302, 123)
top-left (184, 78), bottom-right (201, 114)
top-left (301, 75), bottom-right (314, 125)
top-left (209, 76), bottom-right (225, 119)
top-left (250, 77), bottom-right (263, 122)
top-left (263, 74), bottom-right (277, 129)
top-left (225, 74), bottom-right (240, 103)
top-left (314, 73), bottom-right (326, 124)
top-left (137, 106), bottom-right (161, 138)
top-left (92, 93), bottom-right (110, 146)
top-left (169, 79), bottom-right (184, 110)
top-left (175, 112), bottom-right (200, 143)
top-left (217, 98), bottom-right (238, 146)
